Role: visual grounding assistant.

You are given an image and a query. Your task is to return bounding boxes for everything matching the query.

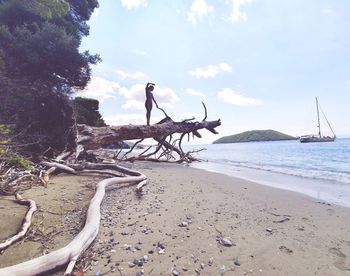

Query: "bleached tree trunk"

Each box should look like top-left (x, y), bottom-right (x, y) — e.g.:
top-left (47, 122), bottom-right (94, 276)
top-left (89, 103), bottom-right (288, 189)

top-left (77, 119), bottom-right (221, 150)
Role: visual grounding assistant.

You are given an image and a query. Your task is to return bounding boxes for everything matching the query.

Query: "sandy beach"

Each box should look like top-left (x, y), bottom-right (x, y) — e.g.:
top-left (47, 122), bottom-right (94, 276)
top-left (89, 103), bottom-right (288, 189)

top-left (1, 162), bottom-right (350, 275)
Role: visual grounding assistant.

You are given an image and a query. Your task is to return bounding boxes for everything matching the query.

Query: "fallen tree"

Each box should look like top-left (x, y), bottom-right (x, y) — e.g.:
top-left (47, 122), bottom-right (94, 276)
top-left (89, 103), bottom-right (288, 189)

top-left (77, 103), bottom-right (221, 162)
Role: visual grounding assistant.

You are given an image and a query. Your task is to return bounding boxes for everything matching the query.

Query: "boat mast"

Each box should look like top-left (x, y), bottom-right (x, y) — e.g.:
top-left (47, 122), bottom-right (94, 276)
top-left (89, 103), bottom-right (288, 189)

top-left (316, 97), bottom-right (321, 137)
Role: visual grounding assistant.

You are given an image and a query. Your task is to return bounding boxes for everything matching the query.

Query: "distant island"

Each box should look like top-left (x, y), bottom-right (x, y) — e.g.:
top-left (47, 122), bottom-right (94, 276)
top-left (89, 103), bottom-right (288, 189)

top-left (213, 129), bottom-right (297, 144)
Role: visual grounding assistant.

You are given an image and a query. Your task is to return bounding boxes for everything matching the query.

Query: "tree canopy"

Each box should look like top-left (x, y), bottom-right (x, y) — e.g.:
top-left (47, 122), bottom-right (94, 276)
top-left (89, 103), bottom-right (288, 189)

top-left (0, 0), bottom-right (100, 157)
top-left (0, 0), bottom-right (100, 93)
top-left (73, 97), bottom-right (106, 127)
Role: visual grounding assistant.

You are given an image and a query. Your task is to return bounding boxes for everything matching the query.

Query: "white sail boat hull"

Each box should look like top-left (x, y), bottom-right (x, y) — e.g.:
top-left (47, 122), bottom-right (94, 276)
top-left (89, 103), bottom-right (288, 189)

top-left (299, 135), bottom-right (335, 143)
top-left (299, 98), bottom-right (336, 143)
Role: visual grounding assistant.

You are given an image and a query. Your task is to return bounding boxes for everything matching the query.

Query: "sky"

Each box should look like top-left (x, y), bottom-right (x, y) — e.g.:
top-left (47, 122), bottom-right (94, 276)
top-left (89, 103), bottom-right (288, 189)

top-left (79, 0), bottom-right (350, 144)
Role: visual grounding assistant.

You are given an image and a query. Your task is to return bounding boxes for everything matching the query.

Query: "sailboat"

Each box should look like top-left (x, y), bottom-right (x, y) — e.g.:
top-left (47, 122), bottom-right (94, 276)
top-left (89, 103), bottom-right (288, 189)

top-left (300, 98), bottom-right (336, 143)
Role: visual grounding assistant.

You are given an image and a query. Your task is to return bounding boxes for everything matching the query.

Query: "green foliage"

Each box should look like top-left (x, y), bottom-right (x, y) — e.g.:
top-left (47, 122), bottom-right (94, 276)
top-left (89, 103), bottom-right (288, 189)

top-left (6, 155), bottom-right (32, 171)
top-left (73, 97), bottom-right (106, 127)
top-left (0, 22), bottom-right (100, 92)
top-left (213, 130), bottom-right (297, 144)
top-left (0, 124), bottom-right (10, 135)
top-left (0, 125), bottom-right (31, 171)
top-left (0, 0), bottom-right (69, 28)
top-left (0, 124), bottom-right (9, 156)
top-left (0, 0), bottom-right (100, 93)
top-left (0, 0), bottom-right (100, 157)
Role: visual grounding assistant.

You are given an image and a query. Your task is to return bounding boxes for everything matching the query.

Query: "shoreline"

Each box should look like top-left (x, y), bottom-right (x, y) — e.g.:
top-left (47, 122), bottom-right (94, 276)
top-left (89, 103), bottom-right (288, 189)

top-left (191, 161), bottom-right (350, 208)
top-left (1, 162), bottom-right (350, 275)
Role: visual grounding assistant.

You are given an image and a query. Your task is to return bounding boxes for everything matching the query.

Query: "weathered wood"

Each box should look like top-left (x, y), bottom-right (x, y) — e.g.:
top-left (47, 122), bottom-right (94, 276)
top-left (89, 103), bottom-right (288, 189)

top-left (41, 161), bottom-right (77, 175)
top-left (0, 193), bottom-right (37, 252)
top-left (77, 119), bottom-right (221, 150)
top-left (0, 164), bottom-right (146, 276)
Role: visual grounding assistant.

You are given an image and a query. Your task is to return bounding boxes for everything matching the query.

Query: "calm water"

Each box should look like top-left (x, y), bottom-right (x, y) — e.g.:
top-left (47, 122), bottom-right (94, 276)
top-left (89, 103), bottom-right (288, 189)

top-left (185, 138), bottom-right (350, 207)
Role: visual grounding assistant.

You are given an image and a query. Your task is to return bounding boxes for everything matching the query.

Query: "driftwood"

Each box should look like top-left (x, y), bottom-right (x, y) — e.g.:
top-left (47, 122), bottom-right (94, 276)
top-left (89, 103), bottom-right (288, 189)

top-left (0, 163), bottom-right (147, 276)
top-left (77, 103), bottom-right (220, 163)
top-left (78, 119), bottom-right (220, 150)
top-left (0, 193), bottom-right (37, 252)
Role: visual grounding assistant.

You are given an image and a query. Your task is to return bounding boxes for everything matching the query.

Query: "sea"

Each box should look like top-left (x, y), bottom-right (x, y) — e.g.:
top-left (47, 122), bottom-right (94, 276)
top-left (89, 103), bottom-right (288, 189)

top-left (184, 138), bottom-right (350, 208)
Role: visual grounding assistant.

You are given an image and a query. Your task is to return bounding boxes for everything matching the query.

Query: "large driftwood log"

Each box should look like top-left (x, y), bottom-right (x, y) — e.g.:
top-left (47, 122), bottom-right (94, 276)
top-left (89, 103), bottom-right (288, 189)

top-left (77, 119), bottom-right (221, 150)
top-left (0, 163), bottom-right (146, 276)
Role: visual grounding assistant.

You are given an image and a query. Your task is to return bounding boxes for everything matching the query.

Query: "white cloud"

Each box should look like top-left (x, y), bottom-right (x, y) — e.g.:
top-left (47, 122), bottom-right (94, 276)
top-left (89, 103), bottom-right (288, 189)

top-left (77, 76), bottom-right (119, 102)
top-left (104, 114), bottom-right (146, 126)
top-left (105, 114), bottom-right (162, 126)
top-left (132, 49), bottom-right (147, 56)
top-left (121, 100), bottom-right (144, 110)
top-left (218, 88), bottom-right (261, 106)
top-left (187, 0), bottom-right (214, 24)
top-left (116, 70), bottom-right (148, 80)
top-left (119, 84), bottom-right (146, 101)
top-left (120, 0), bottom-right (147, 10)
top-left (189, 63), bottom-right (232, 78)
top-left (119, 84), bottom-right (180, 110)
top-left (226, 0), bottom-right (252, 23)
top-left (186, 88), bottom-right (205, 97)
top-left (155, 87), bottom-right (180, 104)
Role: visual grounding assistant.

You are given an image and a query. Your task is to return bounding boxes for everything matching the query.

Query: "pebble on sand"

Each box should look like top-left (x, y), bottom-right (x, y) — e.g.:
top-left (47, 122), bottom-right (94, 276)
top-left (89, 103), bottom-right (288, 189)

top-left (220, 238), bottom-right (234, 247)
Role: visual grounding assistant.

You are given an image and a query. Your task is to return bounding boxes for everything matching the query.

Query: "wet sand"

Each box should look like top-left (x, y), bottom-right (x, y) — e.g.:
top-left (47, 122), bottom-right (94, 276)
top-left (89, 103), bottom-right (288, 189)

top-left (1, 163), bottom-right (350, 275)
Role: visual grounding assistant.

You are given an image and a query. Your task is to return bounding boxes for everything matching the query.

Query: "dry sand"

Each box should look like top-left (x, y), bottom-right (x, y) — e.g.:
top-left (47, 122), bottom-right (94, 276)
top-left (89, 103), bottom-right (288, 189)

top-left (1, 162), bottom-right (350, 275)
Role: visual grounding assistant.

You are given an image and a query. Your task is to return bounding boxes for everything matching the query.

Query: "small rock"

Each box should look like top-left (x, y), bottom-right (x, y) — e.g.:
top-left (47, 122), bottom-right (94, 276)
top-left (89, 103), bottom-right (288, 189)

top-left (158, 248), bottom-right (165, 255)
top-left (234, 259), bottom-right (240, 266)
top-left (220, 265), bottom-right (226, 275)
top-left (200, 263), bottom-right (206, 269)
top-left (157, 241), bottom-right (166, 249)
top-left (182, 267), bottom-right (188, 271)
top-left (128, 262), bottom-right (136, 268)
top-left (179, 221), bottom-right (188, 227)
top-left (124, 244), bottom-right (132, 250)
top-left (279, 245), bottom-right (293, 254)
top-left (266, 228), bottom-right (273, 233)
top-left (172, 269), bottom-right (180, 276)
top-left (143, 255), bottom-right (148, 262)
top-left (208, 257), bottom-right (214, 266)
top-left (136, 259), bottom-right (143, 267)
top-left (135, 245), bottom-right (142, 251)
top-left (220, 238), bottom-right (234, 247)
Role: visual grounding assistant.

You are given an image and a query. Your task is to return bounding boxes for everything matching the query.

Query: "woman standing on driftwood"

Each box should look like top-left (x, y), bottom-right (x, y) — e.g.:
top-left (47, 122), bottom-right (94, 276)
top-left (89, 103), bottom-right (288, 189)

top-left (145, 82), bottom-right (155, 125)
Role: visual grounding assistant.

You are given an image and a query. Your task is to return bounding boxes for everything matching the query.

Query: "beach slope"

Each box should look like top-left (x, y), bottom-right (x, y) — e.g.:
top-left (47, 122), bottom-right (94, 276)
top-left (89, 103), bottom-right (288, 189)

top-left (0, 163), bottom-right (349, 275)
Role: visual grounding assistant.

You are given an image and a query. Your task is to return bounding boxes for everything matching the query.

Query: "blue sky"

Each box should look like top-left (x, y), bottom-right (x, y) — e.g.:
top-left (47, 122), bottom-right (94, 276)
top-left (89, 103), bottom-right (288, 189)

top-left (79, 0), bottom-right (350, 143)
